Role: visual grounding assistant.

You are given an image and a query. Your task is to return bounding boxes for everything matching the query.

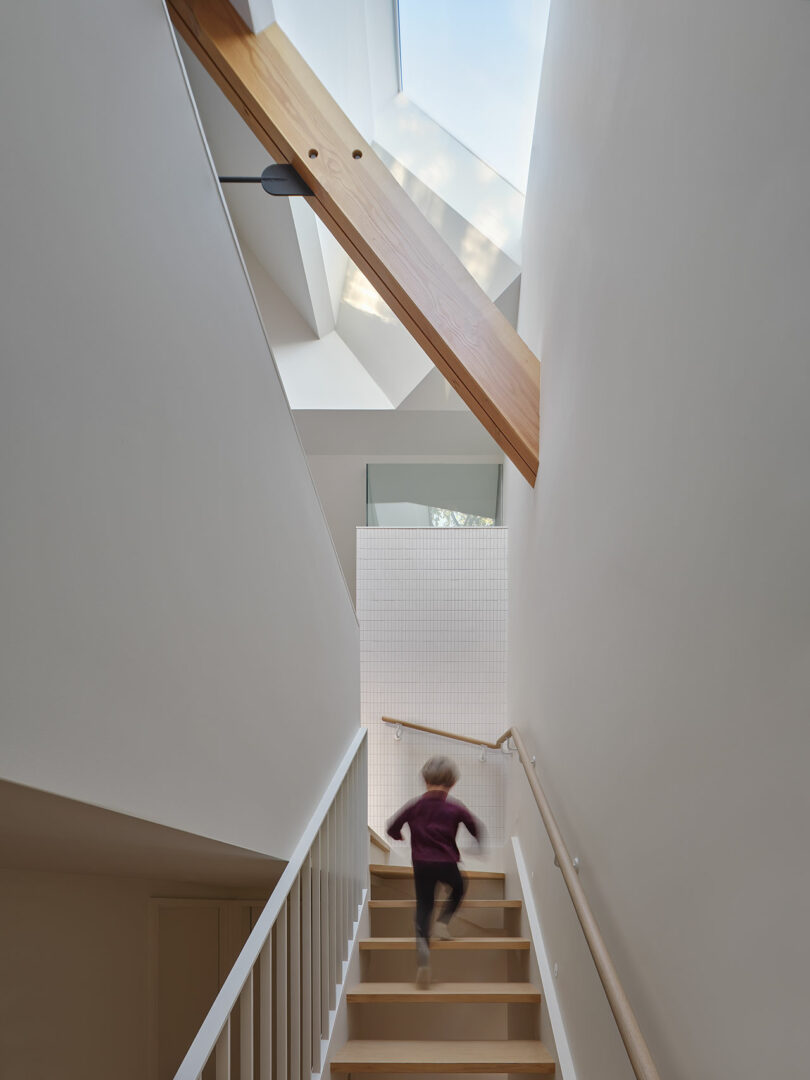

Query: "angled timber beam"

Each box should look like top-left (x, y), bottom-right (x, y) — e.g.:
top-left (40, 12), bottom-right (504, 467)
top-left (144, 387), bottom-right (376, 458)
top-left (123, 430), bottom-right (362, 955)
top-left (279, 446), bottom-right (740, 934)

top-left (169, 0), bottom-right (540, 482)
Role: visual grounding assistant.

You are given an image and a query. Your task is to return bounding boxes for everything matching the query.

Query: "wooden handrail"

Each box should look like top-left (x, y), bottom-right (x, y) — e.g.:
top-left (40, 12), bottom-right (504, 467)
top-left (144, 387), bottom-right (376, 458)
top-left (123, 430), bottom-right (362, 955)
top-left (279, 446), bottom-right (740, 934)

top-left (381, 716), bottom-right (662, 1080)
top-left (381, 716), bottom-right (510, 751)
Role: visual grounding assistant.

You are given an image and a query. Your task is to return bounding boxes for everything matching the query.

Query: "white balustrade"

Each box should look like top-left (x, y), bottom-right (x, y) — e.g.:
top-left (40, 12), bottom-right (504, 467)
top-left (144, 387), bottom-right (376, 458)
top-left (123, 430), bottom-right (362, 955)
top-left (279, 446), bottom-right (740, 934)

top-left (174, 729), bottom-right (368, 1080)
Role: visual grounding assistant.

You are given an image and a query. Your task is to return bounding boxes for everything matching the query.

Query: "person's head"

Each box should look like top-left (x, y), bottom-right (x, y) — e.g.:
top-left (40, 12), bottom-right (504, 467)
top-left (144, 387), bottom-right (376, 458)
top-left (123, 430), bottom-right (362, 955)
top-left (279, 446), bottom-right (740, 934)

top-left (421, 755), bottom-right (459, 791)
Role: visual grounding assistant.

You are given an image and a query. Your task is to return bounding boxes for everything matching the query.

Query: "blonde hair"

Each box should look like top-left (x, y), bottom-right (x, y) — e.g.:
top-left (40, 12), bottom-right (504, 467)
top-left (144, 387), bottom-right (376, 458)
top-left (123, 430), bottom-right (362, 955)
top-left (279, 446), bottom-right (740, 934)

top-left (421, 755), bottom-right (459, 788)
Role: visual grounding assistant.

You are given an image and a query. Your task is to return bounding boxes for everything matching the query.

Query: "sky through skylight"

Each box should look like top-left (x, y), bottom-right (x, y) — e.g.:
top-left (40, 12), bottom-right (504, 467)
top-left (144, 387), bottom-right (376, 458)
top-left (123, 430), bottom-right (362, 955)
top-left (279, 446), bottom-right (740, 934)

top-left (398, 0), bottom-right (550, 193)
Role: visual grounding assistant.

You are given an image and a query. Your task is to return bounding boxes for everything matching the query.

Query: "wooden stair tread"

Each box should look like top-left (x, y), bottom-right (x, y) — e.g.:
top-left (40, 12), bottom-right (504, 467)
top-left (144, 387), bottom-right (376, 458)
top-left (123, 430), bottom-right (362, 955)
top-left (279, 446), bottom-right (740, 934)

top-left (370, 864), bottom-right (504, 881)
top-left (360, 937), bottom-right (529, 951)
top-left (369, 899), bottom-right (520, 909)
top-left (331, 1040), bottom-right (555, 1073)
top-left (348, 982), bottom-right (541, 1003)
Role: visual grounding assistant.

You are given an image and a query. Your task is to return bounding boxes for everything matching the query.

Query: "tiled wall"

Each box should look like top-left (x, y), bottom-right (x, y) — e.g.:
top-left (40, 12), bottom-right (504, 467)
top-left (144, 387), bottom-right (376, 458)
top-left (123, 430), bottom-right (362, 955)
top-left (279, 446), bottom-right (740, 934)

top-left (357, 527), bottom-right (508, 851)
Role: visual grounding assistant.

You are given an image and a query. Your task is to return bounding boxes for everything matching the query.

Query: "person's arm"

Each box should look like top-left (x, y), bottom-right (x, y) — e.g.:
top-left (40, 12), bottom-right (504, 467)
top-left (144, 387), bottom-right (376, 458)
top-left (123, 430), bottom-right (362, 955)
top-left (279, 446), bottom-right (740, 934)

top-left (386, 799), bottom-right (414, 841)
top-left (458, 803), bottom-right (483, 844)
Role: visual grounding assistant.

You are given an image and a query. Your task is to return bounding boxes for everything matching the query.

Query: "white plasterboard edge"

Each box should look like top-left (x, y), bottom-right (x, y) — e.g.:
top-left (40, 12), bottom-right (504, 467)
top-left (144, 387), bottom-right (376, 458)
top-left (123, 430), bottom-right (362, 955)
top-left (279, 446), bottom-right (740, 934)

top-left (512, 836), bottom-right (578, 1080)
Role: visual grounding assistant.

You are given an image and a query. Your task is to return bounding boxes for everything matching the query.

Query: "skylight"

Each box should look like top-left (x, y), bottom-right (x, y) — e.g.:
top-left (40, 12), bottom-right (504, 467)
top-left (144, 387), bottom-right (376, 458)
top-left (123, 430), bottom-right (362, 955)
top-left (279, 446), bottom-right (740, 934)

top-left (397, 0), bottom-right (550, 193)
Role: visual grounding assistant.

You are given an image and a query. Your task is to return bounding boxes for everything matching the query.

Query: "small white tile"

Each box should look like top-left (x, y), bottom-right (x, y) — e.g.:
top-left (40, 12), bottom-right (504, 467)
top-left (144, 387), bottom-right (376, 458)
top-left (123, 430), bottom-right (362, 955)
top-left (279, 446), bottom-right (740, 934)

top-left (358, 528), bottom-right (507, 846)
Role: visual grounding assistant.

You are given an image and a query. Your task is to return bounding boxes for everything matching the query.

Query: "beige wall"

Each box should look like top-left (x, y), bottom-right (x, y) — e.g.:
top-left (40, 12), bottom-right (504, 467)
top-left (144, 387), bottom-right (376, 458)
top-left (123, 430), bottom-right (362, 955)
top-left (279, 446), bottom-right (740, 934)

top-left (0, 868), bottom-right (277, 1080)
top-left (506, 2), bottom-right (810, 1078)
top-left (0, 0), bottom-right (359, 861)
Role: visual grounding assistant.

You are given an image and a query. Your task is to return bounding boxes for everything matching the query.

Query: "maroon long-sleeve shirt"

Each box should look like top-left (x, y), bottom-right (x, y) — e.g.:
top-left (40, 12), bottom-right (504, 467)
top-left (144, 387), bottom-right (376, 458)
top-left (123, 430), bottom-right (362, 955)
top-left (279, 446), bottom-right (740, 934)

top-left (386, 789), bottom-right (481, 863)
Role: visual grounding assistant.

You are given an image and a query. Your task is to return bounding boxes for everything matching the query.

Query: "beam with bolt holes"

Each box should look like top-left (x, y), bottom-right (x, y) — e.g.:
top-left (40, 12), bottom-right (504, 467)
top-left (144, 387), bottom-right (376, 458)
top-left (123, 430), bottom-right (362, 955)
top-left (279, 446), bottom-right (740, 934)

top-left (168, 0), bottom-right (540, 483)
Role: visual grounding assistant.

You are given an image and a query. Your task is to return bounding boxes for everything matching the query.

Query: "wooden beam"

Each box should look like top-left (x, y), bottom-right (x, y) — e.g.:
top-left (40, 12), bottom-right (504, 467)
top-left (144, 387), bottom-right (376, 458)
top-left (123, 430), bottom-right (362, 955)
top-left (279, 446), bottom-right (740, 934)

top-left (168, 0), bottom-right (540, 483)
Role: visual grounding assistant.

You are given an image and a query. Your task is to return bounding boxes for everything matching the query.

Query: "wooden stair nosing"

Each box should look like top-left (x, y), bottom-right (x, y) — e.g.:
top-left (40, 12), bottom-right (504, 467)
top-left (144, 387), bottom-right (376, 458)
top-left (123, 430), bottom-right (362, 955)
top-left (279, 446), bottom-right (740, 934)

top-left (370, 864), bottom-right (504, 881)
top-left (369, 899), bottom-right (520, 909)
top-left (330, 1039), bottom-right (555, 1073)
top-left (348, 981), bottom-right (541, 1003)
top-left (359, 937), bottom-right (530, 951)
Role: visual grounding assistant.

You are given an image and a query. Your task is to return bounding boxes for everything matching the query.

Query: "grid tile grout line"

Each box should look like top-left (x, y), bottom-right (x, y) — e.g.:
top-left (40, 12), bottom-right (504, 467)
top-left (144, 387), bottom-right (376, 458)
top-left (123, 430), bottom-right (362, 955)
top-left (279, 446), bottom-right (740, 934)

top-left (357, 527), bottom-right (508, 851)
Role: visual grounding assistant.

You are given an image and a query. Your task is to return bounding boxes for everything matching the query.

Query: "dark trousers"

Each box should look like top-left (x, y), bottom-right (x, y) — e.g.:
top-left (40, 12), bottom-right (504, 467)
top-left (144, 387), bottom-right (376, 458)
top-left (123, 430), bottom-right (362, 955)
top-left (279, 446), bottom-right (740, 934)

top-left (413, 861), bottom-right (466, 943)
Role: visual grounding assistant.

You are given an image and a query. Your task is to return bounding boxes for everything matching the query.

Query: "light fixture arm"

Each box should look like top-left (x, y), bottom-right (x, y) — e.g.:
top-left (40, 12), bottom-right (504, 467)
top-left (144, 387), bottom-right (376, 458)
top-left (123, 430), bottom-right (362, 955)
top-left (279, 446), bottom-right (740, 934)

top-left (218, 163), bottom-right (313, 197)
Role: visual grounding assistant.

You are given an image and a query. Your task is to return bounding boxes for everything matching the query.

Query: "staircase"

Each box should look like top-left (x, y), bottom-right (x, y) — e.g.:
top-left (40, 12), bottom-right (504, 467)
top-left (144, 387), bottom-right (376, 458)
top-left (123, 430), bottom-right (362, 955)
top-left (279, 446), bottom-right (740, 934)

top-left (331, 862), bottom-right (555, 1075)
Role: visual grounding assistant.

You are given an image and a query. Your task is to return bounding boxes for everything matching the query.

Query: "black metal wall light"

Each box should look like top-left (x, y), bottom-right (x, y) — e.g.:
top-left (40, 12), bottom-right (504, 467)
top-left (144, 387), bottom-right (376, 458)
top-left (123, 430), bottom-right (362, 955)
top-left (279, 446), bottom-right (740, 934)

top-left (218, 163), bottom-right (313, 197)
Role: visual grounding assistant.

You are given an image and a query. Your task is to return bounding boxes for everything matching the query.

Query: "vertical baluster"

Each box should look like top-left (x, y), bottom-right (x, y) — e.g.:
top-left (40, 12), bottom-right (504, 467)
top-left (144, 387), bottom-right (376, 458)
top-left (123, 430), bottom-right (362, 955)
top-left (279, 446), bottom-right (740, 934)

top-left (320, 814), bottom-right (330, 1032)
top-left (302, 854), bottom-right (312, 1080)
top-left (353, 755), bottom-right (360, 913)
top-left (357, 751), bottom-right (363, 906)
top-left (343, 777), bottom-right (349, 954)
top-left (329, 802), bottom-right (338, 1009)
top-left (239, 971), bottom-right (253, 1080)
top-left (355, 756), bottom-right (361, 910)
top-left (289, 877), bottom-right (301, 1080)
top-left (348, 764), bottom-right (356, 930)
top-left (347, 781), bottom-right (352, 956)
top-left (336, 785), bottom-right (344, 970)
top-left (276, 903), bottom-right (288, 1080)
top-left (364, 742), bottom-right (369, 887)
top-left (359, 752), bottom-right (364, 903)
top-left (347, 760), bottom-right (355, 921)
top-left (362, 739), bottom-right (369, 898)
top-left (345, 773), bottom-right (352, 941)
top-left (311, 833), bottom-right (322, 1071)
top-left (345, 776), bottom-right (352, 952)
top-left (260, 938), bottom-right (272, 1080)
top-left (216, 1017), bottom-right (231, 1080)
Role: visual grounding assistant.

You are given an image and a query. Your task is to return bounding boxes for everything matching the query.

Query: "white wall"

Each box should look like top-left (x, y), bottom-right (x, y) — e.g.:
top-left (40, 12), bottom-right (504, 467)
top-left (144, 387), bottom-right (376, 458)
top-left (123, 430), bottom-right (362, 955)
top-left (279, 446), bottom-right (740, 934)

top-left (0, 0), bottom-right (359, 861)
top-left (506, 3), bottom-right (810, 1078)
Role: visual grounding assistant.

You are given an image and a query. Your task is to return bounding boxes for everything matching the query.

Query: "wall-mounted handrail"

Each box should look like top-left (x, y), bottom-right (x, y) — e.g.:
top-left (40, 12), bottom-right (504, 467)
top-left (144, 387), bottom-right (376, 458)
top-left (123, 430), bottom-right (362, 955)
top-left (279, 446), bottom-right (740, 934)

top-left (381, 716), bottom-right (662, 1080)
top-left (381, 716), bottom-right (510, 751)
top-left (173, 728), bottom-right (368, 1080)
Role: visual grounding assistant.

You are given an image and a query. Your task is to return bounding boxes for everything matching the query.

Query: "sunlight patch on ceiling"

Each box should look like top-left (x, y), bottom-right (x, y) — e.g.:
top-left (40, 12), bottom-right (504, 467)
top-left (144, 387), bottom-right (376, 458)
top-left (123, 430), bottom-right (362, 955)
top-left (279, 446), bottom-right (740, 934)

top-left (341, 264), bottom-right (396, 323)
